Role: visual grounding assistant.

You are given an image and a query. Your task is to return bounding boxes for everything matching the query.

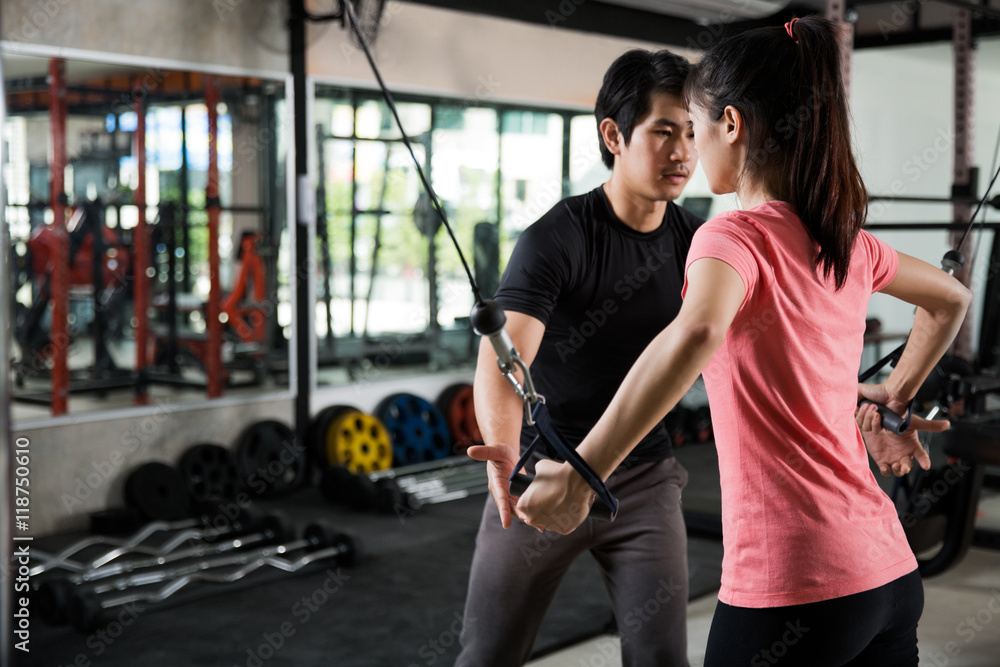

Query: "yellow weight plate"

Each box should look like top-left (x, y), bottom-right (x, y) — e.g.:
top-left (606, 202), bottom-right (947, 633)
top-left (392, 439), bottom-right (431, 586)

top-left (325, 410), bottom-right (393, 474)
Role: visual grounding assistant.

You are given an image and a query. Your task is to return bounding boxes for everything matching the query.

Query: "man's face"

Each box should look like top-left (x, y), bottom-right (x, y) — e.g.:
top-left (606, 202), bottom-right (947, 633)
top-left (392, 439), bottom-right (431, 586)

top-left (613, 92), bottom-right (697, 202)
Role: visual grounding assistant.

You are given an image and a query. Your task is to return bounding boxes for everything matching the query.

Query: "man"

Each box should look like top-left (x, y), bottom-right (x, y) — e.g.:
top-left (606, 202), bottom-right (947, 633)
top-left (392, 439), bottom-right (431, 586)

top-left (456, 49), bottom-right (701, 667)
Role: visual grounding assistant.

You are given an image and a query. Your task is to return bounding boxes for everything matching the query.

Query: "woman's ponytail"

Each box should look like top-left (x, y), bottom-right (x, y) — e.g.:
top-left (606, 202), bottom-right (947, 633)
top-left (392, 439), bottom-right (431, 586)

top-left (686, 16), bottom-right (867, 289)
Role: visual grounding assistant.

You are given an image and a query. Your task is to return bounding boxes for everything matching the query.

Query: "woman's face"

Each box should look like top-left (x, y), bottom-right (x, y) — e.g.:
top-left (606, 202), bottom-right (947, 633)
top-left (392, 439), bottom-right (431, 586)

top-left (689, 102), bottom-right (738, 196)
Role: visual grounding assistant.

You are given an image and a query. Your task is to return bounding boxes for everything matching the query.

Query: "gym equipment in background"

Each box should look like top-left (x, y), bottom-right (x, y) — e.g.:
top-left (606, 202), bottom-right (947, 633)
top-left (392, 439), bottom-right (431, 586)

top-left (374, 392), bottom-right (451, 465)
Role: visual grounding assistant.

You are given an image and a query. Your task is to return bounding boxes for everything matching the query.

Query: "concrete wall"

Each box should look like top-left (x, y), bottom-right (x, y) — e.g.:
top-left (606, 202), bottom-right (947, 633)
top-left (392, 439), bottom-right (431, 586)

top-left (2, 0), bottom-right (692, 106)
top-left (2, 0), bottom-right (288, 75)
top-left (305, 2), bottom-right (692, 107)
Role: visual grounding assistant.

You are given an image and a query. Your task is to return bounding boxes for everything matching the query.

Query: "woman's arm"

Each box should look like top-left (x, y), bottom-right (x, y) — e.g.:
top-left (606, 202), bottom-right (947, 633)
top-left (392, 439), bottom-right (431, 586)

top-left (876, 252), bottom-right (972, 404)
top-left (857, 251), bottom-right (972, 476)
top-left (515, 258), bottom-right (745, 532)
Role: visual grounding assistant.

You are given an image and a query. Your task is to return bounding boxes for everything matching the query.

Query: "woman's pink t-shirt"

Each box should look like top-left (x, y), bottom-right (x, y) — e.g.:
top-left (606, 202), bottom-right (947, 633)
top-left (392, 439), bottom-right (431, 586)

top-left (683, 200), bottom-right (917, 608)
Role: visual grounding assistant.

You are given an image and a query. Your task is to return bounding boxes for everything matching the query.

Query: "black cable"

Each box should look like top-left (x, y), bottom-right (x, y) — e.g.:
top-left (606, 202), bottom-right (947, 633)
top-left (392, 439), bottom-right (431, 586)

top-left (333, 0), bottom-right (485, 304)
top-left (956, 160), bottom-right (1000, 254)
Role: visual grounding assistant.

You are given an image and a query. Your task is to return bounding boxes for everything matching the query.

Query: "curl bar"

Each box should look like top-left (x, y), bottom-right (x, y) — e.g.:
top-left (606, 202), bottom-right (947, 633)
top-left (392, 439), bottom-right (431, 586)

top-left (66, 524), bottom-right (360, 633)
top-left (29, 503), bottom-right (257, 576)
top-left (36, 514), bottom-right (291, 627)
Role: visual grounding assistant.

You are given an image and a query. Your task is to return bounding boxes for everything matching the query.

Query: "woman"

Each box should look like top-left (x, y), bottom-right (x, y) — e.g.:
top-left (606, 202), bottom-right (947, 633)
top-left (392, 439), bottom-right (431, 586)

top-left (516, 16), bottom-right (971, 666)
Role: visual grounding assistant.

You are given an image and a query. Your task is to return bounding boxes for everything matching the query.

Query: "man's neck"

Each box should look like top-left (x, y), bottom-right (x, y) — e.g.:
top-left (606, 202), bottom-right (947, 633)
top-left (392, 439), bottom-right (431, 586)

top-left (602, 177), bottom-right (669, 234)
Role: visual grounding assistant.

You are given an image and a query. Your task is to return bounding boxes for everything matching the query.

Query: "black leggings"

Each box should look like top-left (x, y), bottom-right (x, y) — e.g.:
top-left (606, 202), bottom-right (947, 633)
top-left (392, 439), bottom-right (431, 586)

top-left (705, 569), bottom-right (923, 667)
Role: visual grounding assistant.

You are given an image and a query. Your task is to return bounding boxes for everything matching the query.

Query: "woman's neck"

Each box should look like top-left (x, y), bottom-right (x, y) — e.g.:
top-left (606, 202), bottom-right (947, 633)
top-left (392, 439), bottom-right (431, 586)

top-left (735, 181), bottom-right (778, 210)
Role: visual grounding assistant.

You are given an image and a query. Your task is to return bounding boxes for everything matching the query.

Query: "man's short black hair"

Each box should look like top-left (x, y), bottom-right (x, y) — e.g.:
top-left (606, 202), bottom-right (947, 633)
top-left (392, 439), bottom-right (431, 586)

top-left (595, 49), bottom-right (692, 169)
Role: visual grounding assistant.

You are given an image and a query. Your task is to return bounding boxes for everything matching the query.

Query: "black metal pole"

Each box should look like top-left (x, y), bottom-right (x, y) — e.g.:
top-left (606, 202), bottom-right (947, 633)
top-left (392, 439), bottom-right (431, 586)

top-left (180, 104), bottom-right (192, 293)
top-left (162, 202), bottom-right (181, 375)
top-left (290, 0), bottom-right (312, 445)
top-left (88, 202), bottom-right (114, 374)
top-left (316, 124), bottom-right (334, 357)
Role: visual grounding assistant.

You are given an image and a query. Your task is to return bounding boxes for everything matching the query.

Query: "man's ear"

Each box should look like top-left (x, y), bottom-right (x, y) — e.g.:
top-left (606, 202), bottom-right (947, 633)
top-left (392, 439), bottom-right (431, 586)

top-left (723, 105), bottom-right (744, 146)
top-left (599, 118), bottom-right (623, 158)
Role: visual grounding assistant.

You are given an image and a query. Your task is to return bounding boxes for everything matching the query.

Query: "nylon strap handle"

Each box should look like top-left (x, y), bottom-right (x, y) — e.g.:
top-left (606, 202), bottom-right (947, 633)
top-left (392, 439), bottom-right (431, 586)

top-left (508, 402), bottom-right (619, 521)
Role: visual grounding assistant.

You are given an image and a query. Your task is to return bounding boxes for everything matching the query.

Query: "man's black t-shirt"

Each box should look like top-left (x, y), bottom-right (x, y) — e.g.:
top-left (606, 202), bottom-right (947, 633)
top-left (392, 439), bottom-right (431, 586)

top-left (494, 186), bottom-right (703, 463)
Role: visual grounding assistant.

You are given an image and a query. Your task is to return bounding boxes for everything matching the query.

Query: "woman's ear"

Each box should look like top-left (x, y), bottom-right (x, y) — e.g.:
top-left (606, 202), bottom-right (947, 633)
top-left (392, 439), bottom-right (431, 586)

top-left (723, 105), bottom-right (744, 146)
top-left (599, 118), bottom-right (622, 158)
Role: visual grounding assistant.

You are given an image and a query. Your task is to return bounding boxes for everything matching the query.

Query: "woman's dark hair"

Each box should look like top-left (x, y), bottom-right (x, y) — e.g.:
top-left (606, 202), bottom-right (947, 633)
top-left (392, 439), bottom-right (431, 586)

top-left (595, 49), bottom-right (692, 169)
top-left (684, 16), bottom-right (867, 289)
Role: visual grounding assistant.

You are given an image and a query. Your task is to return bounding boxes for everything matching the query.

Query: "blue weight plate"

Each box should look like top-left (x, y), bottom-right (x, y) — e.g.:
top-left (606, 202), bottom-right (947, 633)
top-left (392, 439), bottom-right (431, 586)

top-left (374, 393), bottom-right (452, 466)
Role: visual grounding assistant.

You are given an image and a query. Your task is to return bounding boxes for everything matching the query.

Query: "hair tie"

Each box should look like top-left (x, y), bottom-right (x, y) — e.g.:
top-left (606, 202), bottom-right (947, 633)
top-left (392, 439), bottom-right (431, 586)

top-left (785, 17), bottom-right (800, 43)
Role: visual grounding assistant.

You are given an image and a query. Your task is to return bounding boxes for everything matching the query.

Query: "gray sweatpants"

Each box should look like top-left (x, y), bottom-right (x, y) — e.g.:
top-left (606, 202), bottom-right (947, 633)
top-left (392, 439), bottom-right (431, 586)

top-left (455, 456), bottom-right (690, 667)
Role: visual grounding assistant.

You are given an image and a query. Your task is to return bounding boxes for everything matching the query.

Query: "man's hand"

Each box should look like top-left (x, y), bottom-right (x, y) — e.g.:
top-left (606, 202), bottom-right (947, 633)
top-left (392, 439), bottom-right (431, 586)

top-left (856, 383), bottom-right (941, 476)
top-left (514, 459), bottom-right (594, 535)
top-left (466, 443), bottom-right (521, 529)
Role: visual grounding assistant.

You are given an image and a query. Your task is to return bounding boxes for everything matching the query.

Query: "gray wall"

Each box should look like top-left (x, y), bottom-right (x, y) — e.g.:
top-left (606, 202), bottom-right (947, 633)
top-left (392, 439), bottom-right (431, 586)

top-left (2, 0), bottom-right (288, 75)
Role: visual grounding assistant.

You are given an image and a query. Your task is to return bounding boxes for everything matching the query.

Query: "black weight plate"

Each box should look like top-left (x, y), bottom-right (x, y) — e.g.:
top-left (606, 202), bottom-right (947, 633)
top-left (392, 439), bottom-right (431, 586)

top-left (235, 420), bottom-right (307, 498)
top-left (89, 508), bottom-right (143, 536)
top-left (178, 443), bottom-right (241, 501)
top-left (193, 498), bottom-right (259, 536)
top-left (303, 523), bottom-right (338, 550)
top-left (37, 579), bottom-right (74, 626)
top-left (319, 466), bottom-right (356, 506)
top-left (124, 462), bottom-right (190, 522)
top-left (333, 532), bottom-right (363, 567)
top-left (68, 590), bottom-right (105, 633)
top-left (257, 514), bottom-right (295, 544)
top-left (373, 477), bottom-right (403, 515)
top-left (344, 473), bottom-right (378, 512)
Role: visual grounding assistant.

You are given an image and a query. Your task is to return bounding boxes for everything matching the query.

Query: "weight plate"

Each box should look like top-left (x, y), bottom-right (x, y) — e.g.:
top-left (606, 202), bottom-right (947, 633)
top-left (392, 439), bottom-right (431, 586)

top-left (37, 579), bottom-right (74, 626)
top-left (436, 383), bottom-right (482, 454)
top-left (319, 466), bottom-right (356, 506)
top-left (333, 532), bottom-right (362, 567)
top-left (235, 420), bottom-right (307, 498)
top-left (68, 590), bottom-right (105, 633)
top-left (309, 405), bottom-right (361, 470)
top-left (373, 477), bottom-right (404, 515)
top-left (303, 523), bottom-right (338, 550)
top-left (178, 443), bottom-right (241, 501)
top-left (89, 508), bottom-right (143, 536)
top-left (124, 462), bottom-right (190, 522)
top-left (193, 498), bottom-right (259, 535)
top-left (375, 393), bottom-right (452, 466)
top-left (343, 472), bottom-right (379, 511)
top-left (324, 409), bottom-right (393, 473)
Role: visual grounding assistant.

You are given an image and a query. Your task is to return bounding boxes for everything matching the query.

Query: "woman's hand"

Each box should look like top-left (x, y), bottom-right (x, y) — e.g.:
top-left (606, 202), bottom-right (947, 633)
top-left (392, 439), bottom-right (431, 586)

top-left (856, 382), bottom-right (940, 476)
top-left (514, 459), bottom-right (595, 535)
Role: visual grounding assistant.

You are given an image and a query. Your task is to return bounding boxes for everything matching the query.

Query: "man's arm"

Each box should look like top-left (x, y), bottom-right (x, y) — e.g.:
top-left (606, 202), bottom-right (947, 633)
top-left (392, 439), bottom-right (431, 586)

top-left (467, 311), bottom-right (546, 529)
